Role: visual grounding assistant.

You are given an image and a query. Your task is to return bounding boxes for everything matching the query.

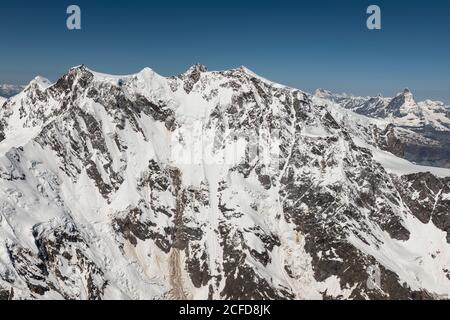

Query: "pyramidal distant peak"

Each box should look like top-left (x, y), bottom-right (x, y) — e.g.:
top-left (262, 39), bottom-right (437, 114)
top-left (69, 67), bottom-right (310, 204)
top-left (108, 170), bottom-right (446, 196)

top-left (400, 88), bottom-right (414, 100)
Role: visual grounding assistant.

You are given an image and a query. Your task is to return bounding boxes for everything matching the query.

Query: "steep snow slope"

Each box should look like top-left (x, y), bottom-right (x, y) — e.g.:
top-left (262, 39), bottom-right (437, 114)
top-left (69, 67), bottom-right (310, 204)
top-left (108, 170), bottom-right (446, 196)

top-left (0, 65), bottom-right (449, 300)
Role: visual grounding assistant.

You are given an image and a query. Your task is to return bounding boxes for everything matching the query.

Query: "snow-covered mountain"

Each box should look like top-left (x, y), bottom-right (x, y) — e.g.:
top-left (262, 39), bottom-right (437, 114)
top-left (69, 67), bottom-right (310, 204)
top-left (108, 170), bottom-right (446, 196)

top-left (315, 89), bottom-right (450, 168)
top-left (0, 65), bottom-right (449, 300)
top-left (0, 84), bottom-right (25, 98)
top-left (315, 88), bottom-right (450, 130)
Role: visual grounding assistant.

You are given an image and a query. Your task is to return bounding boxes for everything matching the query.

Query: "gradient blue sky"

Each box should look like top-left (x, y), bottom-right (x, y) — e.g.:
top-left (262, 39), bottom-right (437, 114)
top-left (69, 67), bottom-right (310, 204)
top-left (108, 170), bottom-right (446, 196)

top-left (1, 0), bottom-right (450, 101)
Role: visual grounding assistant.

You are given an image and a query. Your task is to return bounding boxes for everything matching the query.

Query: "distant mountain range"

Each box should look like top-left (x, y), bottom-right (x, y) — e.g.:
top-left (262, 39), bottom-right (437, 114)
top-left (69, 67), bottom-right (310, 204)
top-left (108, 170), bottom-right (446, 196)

top-left (315, 88), bottom-right (450, 130)
top-left (315, 88), bottom-right (450, 168)
top-left (0, 84), bottom-right (25, 98)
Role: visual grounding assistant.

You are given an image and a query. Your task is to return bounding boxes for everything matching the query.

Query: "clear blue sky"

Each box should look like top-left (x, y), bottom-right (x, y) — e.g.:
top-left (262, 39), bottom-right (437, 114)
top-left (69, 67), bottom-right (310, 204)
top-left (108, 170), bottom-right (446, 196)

top-left (1, 0), bottom-right (450, 102)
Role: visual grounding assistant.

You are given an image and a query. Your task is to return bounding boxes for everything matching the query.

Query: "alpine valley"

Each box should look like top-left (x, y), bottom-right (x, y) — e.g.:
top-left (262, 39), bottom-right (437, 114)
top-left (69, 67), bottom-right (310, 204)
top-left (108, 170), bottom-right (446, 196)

top-left (0, 65), bottom-right (449, 300)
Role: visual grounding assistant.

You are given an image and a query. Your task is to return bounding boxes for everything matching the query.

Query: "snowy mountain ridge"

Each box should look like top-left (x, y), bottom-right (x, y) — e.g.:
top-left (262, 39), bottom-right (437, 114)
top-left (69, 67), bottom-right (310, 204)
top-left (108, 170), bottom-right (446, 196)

top-left (314, 88), bottom-right (450, 131)
top-left (315, 88), bottom-right (450, 169)
top-left (0, 65), bottom-right (449, 300)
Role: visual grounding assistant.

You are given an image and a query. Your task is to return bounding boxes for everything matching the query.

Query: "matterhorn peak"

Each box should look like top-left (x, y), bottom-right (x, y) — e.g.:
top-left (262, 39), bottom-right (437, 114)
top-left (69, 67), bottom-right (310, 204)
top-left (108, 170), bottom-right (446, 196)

top-left (401, 88), bottom-right (414, 101)
top-left (398, 87), bottom-right (414, 100)
top-left (384, 88), bottom-right (416, 116)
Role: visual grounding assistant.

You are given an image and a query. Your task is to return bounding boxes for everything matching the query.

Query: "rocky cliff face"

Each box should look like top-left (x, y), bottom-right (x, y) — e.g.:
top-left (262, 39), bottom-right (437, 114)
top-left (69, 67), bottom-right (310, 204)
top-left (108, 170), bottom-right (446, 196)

top-left (0, 65), bottom-right (449, 300)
